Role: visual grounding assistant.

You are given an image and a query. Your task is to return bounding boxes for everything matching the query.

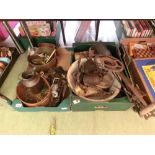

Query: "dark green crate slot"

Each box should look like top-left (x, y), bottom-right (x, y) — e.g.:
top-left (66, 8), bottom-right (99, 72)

top-left (18, 36), bottom-right (57, 51)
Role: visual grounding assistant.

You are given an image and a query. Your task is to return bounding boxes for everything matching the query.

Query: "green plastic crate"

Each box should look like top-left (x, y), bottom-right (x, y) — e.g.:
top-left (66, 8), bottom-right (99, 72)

top-left (70, 42), bottom-right (133, 111)
top-left (6, 47), bottom-right (73, 112)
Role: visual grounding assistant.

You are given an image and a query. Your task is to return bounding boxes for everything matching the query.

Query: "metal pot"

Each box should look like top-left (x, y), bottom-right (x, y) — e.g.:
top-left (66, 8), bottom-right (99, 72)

top-left (21, 70), bottom-right (43, 94)
top-left (67, 58), bottom-right (121, 102)
top-left (16, 76), bottom-right (52, 107)
top-left (27, 47), bottom-right (57, 72)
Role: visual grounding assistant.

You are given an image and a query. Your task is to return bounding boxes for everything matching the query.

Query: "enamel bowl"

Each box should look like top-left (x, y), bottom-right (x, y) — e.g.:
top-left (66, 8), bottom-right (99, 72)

top-left (67, 58), bottom-right (121, 103)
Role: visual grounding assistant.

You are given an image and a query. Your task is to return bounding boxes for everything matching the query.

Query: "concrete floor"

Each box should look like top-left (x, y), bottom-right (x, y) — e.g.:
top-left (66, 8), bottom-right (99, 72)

top-left (0, 53), bottom-right (155, 135)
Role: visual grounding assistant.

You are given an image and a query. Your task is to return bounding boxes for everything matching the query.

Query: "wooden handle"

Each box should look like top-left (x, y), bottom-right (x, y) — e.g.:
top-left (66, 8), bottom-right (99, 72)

top-left (139, 103), bottom-right (155, 116)
top-left (46, 49), bottom-right (56, 63)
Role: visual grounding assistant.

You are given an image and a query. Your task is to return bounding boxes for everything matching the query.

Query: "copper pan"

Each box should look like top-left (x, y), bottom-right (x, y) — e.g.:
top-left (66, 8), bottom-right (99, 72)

top-left (27, 47), bottom-right (57, 72)
top-left (16, 76), bottom-right (52, 107)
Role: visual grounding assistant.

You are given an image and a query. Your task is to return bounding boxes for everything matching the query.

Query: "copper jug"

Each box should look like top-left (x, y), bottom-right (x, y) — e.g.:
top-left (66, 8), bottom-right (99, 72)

top-left (21, 70), bottom-right (43, 94)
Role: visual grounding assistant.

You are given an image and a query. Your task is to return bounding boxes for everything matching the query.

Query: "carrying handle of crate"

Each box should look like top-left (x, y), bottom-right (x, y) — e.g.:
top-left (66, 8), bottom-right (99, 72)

top-left (94, 105), bottom-right (108, 110)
